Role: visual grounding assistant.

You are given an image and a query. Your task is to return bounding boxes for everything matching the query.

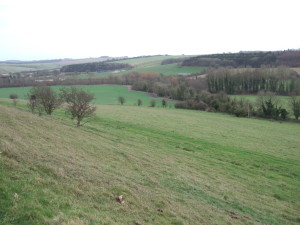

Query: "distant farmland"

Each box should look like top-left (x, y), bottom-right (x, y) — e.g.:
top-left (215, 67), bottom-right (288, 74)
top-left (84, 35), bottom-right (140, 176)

top-left (64, 56), bottom-right (205, 79)
top-left (113, 55), bottom-right (191, 65)
top-left (0, 57), bottom-right (112, 73)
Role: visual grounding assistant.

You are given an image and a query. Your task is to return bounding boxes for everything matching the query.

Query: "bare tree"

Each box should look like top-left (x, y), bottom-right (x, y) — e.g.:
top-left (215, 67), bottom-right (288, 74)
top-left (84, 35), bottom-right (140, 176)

top-left (60, 87), bottom-right (96, 127)
top-left (27, 86), bottom-right (61, 115)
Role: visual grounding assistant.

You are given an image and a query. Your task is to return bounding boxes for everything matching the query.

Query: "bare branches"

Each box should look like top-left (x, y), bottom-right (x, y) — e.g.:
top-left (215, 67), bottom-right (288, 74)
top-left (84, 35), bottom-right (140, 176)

top-left (27, 86), bottom-right (61, 115)
top-left (60, 87), bottom-right (96, 126)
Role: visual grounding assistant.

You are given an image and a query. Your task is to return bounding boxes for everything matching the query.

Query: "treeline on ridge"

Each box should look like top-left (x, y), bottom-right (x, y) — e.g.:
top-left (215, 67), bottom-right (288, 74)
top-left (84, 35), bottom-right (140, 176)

top-left (60, 62), bottom-right (133, 73)
top-left (182, 50), bottom-right (300, 68)
top-left (207, 67), bottom-right (300, 95)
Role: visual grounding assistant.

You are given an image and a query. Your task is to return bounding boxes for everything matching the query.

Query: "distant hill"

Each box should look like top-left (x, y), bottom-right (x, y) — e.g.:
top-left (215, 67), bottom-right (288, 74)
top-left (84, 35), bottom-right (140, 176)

top-left (0, 59), bottom-right (68, 64)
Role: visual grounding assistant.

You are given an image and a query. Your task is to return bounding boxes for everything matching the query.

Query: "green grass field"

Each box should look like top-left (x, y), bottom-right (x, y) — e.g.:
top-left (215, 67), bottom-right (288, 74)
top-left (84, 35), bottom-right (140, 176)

top-left (128, 62), bottom-right (205, 76)
top-left (0, 85), bottom-right (173, 107)
top-left (0, 100), bottom-right (299, 224)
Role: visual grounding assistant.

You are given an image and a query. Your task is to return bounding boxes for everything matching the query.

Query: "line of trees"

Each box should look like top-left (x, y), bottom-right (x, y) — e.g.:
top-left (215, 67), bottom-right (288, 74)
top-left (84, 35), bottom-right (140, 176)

top-left (27, 86), bottom-right (96, 126)
top-left (129, 73), bottom-right (207, 101)
top-left (175, 91), bottom-right (254, 117)
top-left (175, 91), bottom-right (300, 120)
top-left (117, 97), bottom-right (167, 108)
top-left (207, 68), bottom-right (300, 95)
top-left (60, 62), bottom-right (133, 73)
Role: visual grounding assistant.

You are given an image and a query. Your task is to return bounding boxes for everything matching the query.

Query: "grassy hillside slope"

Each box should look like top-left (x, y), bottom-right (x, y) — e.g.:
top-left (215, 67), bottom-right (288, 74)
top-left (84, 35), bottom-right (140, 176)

top-left (0, 104), bottom-right (299, 224)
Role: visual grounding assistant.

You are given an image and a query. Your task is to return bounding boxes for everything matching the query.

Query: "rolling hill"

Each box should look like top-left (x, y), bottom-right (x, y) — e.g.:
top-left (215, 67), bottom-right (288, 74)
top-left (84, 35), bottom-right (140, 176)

top-left (0, 102), bottom-right (299, 224)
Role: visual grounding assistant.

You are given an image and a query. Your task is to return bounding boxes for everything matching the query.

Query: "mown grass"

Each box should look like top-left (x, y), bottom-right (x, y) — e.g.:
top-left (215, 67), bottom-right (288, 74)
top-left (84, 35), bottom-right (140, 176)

top-left (0, 85), bottom-right (173, 107)
top-left (0, 101), bottom-right (299, 225)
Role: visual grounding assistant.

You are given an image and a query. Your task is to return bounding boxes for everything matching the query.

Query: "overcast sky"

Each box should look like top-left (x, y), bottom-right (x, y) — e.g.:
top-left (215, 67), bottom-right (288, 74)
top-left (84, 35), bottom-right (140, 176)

top-left (0, 0), bottom-right (299, 60)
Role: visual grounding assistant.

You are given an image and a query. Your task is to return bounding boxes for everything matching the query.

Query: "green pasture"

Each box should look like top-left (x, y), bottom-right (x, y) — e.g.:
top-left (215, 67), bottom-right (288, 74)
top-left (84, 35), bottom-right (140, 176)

top-left (0, 85), bottom-right (173, 107)
top-left (0, 102), bottom-right (299, 224)
top-left (128, 62), bottom-right (205, 76)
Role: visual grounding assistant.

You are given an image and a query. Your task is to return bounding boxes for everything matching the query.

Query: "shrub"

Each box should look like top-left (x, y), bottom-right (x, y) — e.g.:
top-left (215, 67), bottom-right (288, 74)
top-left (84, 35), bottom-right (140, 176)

top-left (118, 96), bottom-right (125, 105)
top-left (9, 93), bottom-right (18, 106)
top-left (9, 93), bottom-right (18, 99)
top-left (279, 108), bottom-right (288, 120)
top-left (149, 100), bottom-right (156, 107)
top-left (234, 108), bottom-right (247, 117)
top-left (175, 102), bottom-right (188, 109)
top-left (256, 91), bottom-right (281, 119)
top-left (137, 99), bottom-right (142, 106)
